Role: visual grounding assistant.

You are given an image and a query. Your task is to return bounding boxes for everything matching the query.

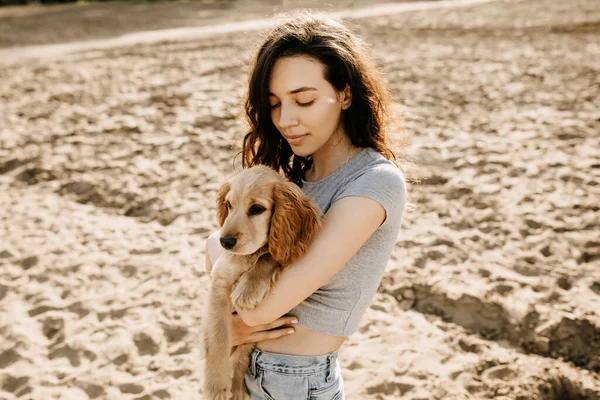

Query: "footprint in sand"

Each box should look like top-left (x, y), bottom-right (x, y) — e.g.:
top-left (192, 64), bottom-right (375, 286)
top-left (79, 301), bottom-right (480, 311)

top-left (482, 365), bottom-right (518, 381)
top-left (133, 331), bottom-right (161, 356)
top-left (1, 375), bottom-right (33, 397)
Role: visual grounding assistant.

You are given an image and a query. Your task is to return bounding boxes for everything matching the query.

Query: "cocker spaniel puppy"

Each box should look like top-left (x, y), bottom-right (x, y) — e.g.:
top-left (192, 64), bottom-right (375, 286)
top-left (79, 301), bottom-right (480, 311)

top-left (202, 165), bottom-right (322, 400)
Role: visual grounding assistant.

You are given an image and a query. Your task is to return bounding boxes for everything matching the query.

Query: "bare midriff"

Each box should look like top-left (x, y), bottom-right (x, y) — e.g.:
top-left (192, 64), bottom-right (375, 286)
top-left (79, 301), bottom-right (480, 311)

top-left (257, 324), bottom-right (346, 356)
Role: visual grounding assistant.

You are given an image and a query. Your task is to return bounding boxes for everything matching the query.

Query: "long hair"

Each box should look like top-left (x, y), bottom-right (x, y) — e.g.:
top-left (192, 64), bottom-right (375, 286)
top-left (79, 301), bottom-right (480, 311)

top-left (241, 10), bottom-right (411, 188)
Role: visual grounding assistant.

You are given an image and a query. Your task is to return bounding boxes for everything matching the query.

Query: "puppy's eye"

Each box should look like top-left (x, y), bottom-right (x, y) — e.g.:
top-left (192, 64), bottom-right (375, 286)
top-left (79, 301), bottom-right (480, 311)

top-left (248, 204), bottom-right (266, 216)
top-left (225, 201), bottom-right (232, 211)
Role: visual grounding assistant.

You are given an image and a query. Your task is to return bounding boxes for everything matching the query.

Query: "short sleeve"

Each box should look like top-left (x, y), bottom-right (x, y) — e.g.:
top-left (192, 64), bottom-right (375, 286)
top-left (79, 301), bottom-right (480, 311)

top-left (332, 163), bottom-right (407, 229)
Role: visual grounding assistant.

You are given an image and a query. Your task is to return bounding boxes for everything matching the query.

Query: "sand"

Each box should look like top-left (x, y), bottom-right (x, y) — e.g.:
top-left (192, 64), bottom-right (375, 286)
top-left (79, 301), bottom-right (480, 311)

top-left (0, 0), bottom-right (599, 399)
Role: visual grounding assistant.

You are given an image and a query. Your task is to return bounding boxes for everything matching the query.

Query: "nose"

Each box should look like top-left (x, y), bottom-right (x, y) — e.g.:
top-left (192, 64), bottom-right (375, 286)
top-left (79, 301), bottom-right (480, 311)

top-left (277, 104), bottom-right (299, 129)
top-left (220, 236), bottom-right (237, 250)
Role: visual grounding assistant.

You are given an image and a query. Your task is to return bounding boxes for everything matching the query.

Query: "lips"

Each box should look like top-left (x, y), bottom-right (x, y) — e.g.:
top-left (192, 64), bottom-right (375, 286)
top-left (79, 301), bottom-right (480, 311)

top-left (285, 134), bottom-right (306, 140)
top-left (284, 134), bottom-right (308, 145)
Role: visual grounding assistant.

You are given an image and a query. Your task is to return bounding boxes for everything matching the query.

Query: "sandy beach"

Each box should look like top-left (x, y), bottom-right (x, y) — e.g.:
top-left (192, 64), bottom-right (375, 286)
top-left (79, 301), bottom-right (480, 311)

top-left (0, 0), bottom-right (599, 398)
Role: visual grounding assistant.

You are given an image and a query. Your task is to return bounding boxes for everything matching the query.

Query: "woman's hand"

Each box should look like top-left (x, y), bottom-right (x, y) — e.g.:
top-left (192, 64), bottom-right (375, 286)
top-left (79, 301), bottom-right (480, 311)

top-left (231, 312), bottom-right (297, 346)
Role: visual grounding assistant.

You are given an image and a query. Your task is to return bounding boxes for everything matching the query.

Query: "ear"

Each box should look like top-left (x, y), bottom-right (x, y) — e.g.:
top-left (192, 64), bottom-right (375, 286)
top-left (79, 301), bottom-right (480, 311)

top-left (340, 83), bottom-right (352, 110)
top-left (269, 182), bottom-right (322, 265)
top-left (216, 183), bottom-right (230, 227)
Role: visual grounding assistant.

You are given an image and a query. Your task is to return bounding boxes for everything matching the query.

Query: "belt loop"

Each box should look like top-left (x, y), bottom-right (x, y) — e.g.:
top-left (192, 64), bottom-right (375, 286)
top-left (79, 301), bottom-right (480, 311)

top-left (326, 353), bottom-right (335, 383)
top-left (250, 348), bottom-right (260, 379)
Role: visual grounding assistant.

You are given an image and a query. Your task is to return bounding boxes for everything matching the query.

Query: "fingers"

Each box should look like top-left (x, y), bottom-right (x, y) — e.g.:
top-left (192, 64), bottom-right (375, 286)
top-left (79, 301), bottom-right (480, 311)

top-left (230, 314), bottom-right (298, 346)
top-left (257, 316), bottom-right (298, 332)
top-left (249, 326), bottom-right (295, 344)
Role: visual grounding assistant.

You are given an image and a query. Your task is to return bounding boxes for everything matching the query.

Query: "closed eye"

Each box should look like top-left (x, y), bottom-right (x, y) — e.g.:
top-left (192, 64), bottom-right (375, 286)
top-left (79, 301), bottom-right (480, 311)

top-left (270, 100), bottom-right (315, 110)
top-left (248, 204), bottom-right (266, 216)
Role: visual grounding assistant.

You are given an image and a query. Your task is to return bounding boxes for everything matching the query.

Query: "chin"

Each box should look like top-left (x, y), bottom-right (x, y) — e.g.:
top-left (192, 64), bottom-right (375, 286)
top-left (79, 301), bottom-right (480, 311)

top-left (289, 144), bottom-right (317, 158)
top-left (291, 149), bottom-right (312, 158)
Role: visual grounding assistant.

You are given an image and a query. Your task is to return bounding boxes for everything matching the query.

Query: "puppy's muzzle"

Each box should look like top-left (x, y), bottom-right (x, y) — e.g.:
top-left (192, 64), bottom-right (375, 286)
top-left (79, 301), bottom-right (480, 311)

top-left (220, 236), bottom-right (237, 250)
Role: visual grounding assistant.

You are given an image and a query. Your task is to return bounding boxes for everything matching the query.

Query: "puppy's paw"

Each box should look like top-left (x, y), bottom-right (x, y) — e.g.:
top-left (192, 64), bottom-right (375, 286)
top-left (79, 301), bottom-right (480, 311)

top-left (231, 283), bottom-right (259, 312)
top-left (231, 276), bottom-right (270, 312)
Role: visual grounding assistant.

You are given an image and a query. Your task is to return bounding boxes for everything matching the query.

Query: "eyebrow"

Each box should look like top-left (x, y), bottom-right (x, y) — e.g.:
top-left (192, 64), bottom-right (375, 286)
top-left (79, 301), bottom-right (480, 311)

top-left (268, 86), bottom-right (317, 96)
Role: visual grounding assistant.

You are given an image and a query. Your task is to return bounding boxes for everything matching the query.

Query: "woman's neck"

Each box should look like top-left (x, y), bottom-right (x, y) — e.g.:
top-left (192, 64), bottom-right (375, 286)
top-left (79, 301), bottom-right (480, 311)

top-left (305, 129), bottom-right (361, 182)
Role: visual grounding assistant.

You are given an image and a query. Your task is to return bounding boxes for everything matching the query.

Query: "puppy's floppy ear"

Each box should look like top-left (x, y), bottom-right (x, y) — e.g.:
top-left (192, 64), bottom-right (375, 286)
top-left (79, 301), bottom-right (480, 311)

top-left (216, 182), bottom-right (230, 227)
top-left (269, 182), bottom-right (322, 265)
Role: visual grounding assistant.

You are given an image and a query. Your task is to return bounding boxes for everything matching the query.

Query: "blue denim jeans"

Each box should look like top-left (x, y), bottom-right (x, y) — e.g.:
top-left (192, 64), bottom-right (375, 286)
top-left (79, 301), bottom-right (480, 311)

top-left (244, 347), bottom-right (345, 400)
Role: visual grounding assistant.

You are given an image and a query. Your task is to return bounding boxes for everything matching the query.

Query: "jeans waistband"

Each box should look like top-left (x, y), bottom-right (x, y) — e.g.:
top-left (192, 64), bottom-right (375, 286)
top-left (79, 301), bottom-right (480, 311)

top-left (249, 347), bottom-right (339, 378)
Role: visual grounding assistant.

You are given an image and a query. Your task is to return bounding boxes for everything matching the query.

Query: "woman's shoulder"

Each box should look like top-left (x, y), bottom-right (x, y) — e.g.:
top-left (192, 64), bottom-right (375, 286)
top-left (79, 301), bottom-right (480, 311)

top-left (350, 148), bottom-right (406, 191)
top-left (335, 149), bottom-right (407, 222)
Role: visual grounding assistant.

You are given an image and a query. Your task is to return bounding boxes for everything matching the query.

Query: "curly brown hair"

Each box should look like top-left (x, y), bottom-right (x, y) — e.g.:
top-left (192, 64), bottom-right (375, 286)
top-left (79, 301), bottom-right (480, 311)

top-left (241, 10), bottom-right (409, 186)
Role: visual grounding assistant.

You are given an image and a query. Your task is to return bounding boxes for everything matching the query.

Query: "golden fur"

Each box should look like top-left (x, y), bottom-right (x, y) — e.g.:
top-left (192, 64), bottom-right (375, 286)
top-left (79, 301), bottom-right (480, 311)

top-left (202, 165), bottom-right (322, 400)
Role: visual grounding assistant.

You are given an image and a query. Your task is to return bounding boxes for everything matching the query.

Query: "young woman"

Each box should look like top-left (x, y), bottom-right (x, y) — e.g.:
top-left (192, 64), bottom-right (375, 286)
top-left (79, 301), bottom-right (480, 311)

top-left (205, 11), bottom-right (409, 400)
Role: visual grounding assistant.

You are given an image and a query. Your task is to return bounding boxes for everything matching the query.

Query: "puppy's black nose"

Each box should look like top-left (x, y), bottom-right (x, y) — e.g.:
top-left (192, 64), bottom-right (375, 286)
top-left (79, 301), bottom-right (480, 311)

top-left (220, 236), bottom-right (237, 250)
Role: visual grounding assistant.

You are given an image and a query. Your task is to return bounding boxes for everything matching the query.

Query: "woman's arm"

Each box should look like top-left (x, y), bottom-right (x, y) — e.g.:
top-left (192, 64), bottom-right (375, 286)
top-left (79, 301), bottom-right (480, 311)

top-left (235, 196), bottom-right (385, 327)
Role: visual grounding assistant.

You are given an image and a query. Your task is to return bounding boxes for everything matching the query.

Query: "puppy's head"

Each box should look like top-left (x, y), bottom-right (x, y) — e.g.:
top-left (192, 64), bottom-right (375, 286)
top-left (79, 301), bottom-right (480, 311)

top-left (216, 165), bottom-right (321, 262)
top-left (216, 165), bottom-right (284, 255)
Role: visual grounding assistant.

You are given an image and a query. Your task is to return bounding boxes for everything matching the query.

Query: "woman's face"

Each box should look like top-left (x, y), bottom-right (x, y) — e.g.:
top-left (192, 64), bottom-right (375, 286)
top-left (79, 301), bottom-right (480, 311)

top-left (268, 56), bottom-right (347, 157)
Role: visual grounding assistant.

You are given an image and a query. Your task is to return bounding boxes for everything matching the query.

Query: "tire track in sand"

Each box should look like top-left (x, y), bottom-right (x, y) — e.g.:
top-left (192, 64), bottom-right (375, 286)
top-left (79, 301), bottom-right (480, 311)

top-left (0, 0), bottom-right (495, 63)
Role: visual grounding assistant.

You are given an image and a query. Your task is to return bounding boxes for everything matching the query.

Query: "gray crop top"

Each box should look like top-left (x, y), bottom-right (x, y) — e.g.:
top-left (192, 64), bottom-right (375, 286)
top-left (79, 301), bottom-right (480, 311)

top-left (286, 147), bottom-right (407, 337)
